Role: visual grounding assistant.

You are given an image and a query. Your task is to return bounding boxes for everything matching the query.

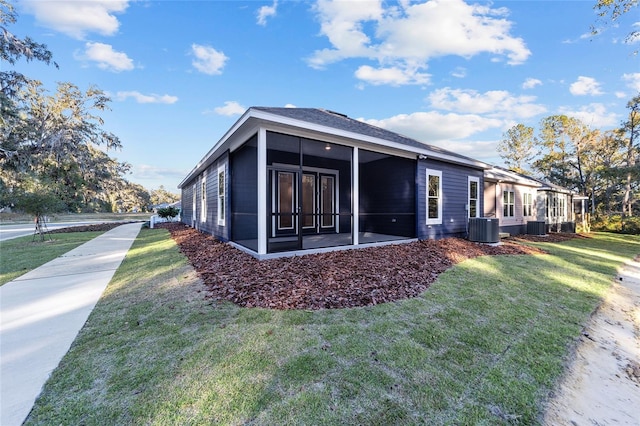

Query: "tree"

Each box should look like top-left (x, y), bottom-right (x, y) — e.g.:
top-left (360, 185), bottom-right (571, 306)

top-left (1, 0), bottom-right (56, 127)
top-left (13, 185), bottom-right (65, 241)
top-left (593, 0), bottom-right (639, 51)
top-left (497, 124), bottom-right (537, 174)
top-left (534, 115), bottom-right (594, 193)
top-left (1, 80), bottom-right (126, 211)
top-left (620, 94), bottom-right (640, 216)
top-left (150, 185), bottom-right (180, 206)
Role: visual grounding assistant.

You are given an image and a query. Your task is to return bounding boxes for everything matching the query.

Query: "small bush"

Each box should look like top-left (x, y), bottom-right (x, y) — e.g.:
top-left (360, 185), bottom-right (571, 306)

top-left (591, 215), bottom-right (640, 234)
top-left (157, 206), bottom-right (180, 222)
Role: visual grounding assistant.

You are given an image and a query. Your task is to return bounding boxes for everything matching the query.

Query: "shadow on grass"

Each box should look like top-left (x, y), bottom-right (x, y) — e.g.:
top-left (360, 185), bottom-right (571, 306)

top-left (24, 230), bottom-right (640, 425)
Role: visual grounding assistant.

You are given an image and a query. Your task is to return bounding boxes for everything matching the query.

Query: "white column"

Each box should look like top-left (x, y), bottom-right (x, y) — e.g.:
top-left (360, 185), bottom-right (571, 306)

top-left (257, 128), bottom-right (267, 255)
top-left (352, 147), bottom-right (359, 246)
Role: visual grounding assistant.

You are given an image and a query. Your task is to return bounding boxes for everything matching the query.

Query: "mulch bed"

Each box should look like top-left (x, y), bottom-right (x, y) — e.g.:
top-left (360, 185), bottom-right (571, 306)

top-left (45, 222), bottom-right (136, 234)
top-left (159, 223), bottom-right (555, 310)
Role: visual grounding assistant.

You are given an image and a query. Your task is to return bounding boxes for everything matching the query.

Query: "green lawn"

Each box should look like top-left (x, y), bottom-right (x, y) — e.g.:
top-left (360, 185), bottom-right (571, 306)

top-left (23, 230), bottom-right (640, 425)
top-left (0, 232), bottom-right (108, 285)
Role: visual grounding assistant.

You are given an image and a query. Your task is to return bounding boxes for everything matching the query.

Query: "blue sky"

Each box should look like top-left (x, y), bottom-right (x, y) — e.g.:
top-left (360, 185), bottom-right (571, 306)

top-left (8, 0), bottom-right (640, 193)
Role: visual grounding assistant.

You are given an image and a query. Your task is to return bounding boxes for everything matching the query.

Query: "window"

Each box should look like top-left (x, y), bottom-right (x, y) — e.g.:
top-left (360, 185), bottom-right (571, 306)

top-left (192, 184), bottom-right (196, 223)
top-left (558, 196), bottom-right (565, 219)
top-left (468, 176), bottom-right (479, 218)
top-left (200, 177), bottom-right (207, 222)
top-left (523, 193), bottom-right (533, 217)
top-left (217, 165), bottom-right (225, 226)
top-left (426, 169), bottom-right (442, 225)
top-left (503, 190), bottom-right (515, 217)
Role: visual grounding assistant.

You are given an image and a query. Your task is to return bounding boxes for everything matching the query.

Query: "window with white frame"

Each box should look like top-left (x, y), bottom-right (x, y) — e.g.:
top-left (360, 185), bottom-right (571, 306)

top-left (503, 190), bottom-right (515, 217)
top-left (558, 196), bottom-right (565, 219)
top-left (217, 165), bottom-right (225, 226)
top-left (426, 169), bottom-right (442, 225)
top-left (468, 176), bottom-right (479, 218)
top-left (200, 177), bottom-right (207, 222)
top-left (523, 193), bottom-right (533, 217)
top-left (192, 184), bottom-right (196, 223)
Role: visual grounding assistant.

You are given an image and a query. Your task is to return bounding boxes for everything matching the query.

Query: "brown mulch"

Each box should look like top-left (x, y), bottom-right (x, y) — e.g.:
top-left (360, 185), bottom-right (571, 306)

top-left (159, 223), bottom-right (551, 310)
top-left (45, 222), bottom-right (137, 234)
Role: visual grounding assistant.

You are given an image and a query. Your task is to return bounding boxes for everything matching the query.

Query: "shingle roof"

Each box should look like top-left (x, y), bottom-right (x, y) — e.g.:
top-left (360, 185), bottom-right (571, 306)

top-left (252, 107), bottom-right (486, 166)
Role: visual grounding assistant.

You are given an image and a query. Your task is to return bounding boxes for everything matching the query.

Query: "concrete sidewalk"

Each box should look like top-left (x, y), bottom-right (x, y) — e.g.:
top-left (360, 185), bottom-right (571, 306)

top-left (0, 222), bottom-right (142, 426)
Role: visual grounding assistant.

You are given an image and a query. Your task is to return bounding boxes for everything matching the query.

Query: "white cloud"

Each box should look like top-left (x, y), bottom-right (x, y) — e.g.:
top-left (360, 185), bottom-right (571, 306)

top-left (622, 73), bottom-right (640, 92)
top-left (428, 87), bottom-right (547, 119)
top-left (116, 91), bottom-right (178, 104)
top-left (522, 78), bottom-right (542, 89)
top-left (22, 0), bottom-right (129, 39)
top-left (615, 91), bottom-right (628, 99)
top-left (362, 111), bottom-right (503, 142)
top-left (191, 44), bottom-right (228, 75)
top-left (257, 1), bottom-right (278, 26)
top-left (559, 103), bottom-right (619, 128)
top-left (451, 67), bottom-right (466, 78)
top-left (569, 76), bottom-right (604, 96)
top-left (309, 0), bottom-right (530, 86)
top-left (285, 104), bottom-right (297, 108)
top-left (355, 65), bottom-right (430, 86)
top-left (77, 42), bottom-right (134, 72)
top-left (213, 101), bottom-right (246, 116)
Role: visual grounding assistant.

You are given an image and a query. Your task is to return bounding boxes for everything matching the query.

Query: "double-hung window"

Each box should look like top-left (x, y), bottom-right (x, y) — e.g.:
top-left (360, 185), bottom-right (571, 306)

top-left (523, 193), bottom-right (533, 217)
top-left (217, 165), bottom-right (225, 226)
top-left (426, 169), bottom-right (442, 225)
top-left (200, 177), bottom-right (207, 222)
top-left (468, 176), bottom-right (479, 218)
top-left (503, 190), bottom-right (515, 217)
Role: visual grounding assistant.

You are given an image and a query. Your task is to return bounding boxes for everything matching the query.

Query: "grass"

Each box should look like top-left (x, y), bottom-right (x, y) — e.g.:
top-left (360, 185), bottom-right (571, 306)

top-left (0, 232), bottom-right (107, 285)
top-left (23, 230), bottom-right (640, 425)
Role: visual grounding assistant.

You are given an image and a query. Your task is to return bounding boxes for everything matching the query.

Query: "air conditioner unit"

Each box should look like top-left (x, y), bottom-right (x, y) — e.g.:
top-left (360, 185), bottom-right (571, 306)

top-left (468, 218), bottom-right (499, 243)
top-left (526, 221), bottom-right (547, 236)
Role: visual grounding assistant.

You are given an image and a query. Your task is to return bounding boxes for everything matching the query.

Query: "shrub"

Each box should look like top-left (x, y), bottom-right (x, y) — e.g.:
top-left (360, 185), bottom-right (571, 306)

top-left (591, 214), bottom-right (640, 234)
top-left (157, 206), bottom-right (180, 222)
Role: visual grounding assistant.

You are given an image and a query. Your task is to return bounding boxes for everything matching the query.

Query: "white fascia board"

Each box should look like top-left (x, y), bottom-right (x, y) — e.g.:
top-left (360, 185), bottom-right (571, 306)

top-left (178, 109), bottom-right (257, 188)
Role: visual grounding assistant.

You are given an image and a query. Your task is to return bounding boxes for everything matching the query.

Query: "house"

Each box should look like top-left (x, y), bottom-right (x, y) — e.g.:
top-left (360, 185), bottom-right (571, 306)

top-left (483, 166), bottom-right (579, 235)
top-left (178, 107), bottom-right (490, 259)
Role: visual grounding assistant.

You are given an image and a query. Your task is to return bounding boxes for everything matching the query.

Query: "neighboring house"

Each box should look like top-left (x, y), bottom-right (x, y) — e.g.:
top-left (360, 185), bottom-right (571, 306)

top-left (178, 107), bottom-right (489, 259)
top-left (483, 166), bottom-right (579, 235)
top-left (483, 166), bottom-right (542, 235)
top-left (534, 180), bottom-right (577, 233)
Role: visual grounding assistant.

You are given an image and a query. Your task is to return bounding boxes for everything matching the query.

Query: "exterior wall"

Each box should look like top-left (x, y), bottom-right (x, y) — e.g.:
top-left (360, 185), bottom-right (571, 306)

top-left (359, 155), bottom-right (416, 237)
top-left (230, 135), bottom-right (258, 250)
top-left (417, 159), bottom-right (484, 239)
top-left (537, 190), bottom-right (574, 232)
top-left (180, 184), bottom-right (194, 228)
top-left (179, 151), bottom-right (230, 241)
top-left (484, 181), bottom-right (537, 235)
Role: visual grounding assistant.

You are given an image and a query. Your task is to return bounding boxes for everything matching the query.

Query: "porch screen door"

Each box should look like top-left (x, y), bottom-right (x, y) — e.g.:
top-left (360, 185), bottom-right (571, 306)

top-left (277, 171), bottom-right (296, 232)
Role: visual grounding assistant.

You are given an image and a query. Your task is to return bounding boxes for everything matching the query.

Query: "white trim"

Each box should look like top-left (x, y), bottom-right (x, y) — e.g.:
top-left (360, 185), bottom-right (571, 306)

top-left (426, 169), bottom-right (442, 225)
top-left (257, 129), bottom-right (267, 255)
top-left (468, 176), bottom-right (480, 218)
top-left (353, 147), bottom-right (359, 245)
top-left (217, 164), bottom-right (225, 226)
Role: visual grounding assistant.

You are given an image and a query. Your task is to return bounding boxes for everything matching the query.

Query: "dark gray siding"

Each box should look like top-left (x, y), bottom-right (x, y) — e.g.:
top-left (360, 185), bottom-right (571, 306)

top-left (180, 152), bottom-right (229, 241)
top-left (359, 154), bottom-right (416, 237)
top-left (180, 184), bottom-right (195, 227)
top-left (230, 135), bottom-right (258, 250)
top-left (417, 159), bottom-right (484, 239)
